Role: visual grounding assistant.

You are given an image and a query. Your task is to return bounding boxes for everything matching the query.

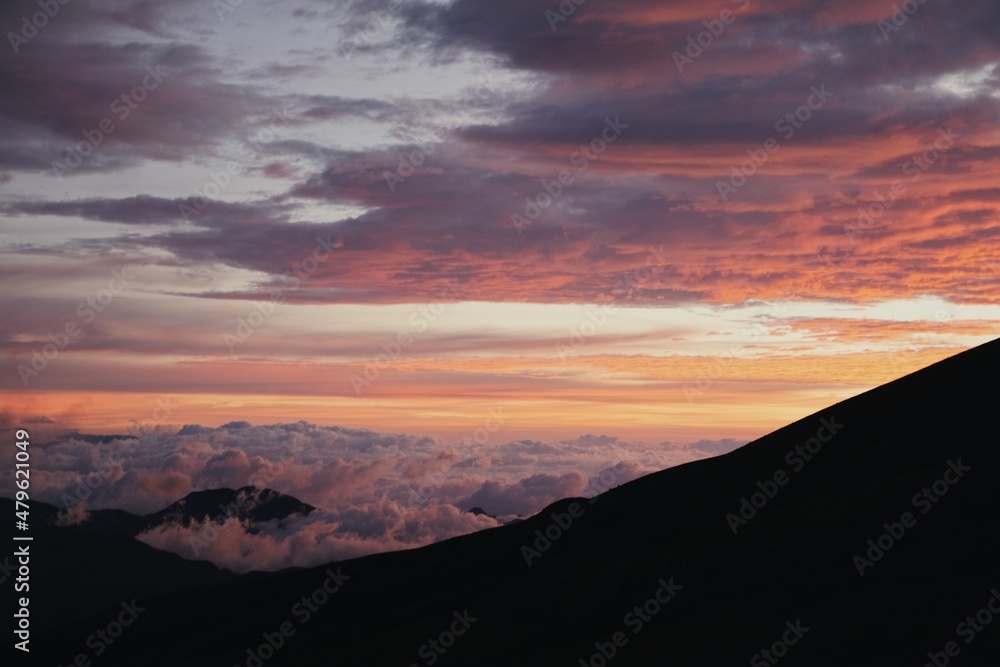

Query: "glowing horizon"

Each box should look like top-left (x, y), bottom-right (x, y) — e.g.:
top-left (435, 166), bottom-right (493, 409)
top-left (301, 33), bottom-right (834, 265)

top-left (3, 1), bottom-right (1000, 447)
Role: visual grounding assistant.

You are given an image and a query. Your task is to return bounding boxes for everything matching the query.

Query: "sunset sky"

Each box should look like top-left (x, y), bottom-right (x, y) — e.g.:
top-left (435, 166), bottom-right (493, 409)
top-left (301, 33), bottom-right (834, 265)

top-left (1, 0), bottom-right (998, 566)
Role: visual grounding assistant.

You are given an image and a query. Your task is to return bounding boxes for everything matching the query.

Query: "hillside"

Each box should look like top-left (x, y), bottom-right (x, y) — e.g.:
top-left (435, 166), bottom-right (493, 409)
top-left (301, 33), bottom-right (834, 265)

top-left (14, 339), bottom-right (1000, 665)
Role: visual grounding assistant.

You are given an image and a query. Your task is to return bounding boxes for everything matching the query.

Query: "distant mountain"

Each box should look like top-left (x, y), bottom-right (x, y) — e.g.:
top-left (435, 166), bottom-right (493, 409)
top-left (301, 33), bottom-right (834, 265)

top-left (37, 433), bottom-right (139, 447)
top-left (146, 486), bottom-right (316, 529)
top-left (466, 505), bottom-right (526, 526)
top-left (0, 497), bottom-right (240, 634)
top-left (15, 339), bottom-right (1000, 664)
top-left (466, 506), bottom-right (496, 519)
top-left (46, 486), bottom-right (316, 537)
top-left (0, 487), bottom-right (315, 633)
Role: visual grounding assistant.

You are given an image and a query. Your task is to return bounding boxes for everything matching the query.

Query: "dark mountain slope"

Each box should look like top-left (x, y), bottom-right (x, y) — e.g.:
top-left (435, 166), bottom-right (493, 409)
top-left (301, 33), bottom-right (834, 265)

top-left (21, 338), bottom-right (1000, 665)
top-left (0, 486), bottom-right (314, 634)
top-left (0, 498), bottom-right (241, 633)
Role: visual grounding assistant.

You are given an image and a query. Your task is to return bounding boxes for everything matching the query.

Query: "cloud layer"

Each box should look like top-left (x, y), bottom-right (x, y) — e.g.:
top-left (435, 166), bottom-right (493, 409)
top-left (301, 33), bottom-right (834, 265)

top-left (0, 421), bottom-right (737, 570)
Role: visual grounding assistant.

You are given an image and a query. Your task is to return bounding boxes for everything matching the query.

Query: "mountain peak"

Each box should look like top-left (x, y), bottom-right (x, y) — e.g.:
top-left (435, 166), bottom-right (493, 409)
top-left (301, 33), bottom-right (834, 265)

top-left (150, 486), bottom-right (316, 527)
top-left (466, 506), bottom-right (497, 519)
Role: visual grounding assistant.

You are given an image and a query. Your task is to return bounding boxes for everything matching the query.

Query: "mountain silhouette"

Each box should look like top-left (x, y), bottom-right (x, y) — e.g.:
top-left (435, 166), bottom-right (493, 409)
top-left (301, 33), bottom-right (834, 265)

top-left (10, 339), bottom-right (1000, 665)
top-left (146, 486), bottom-right (316, 528)
top-left (0, 487), bottom-right (313, 634)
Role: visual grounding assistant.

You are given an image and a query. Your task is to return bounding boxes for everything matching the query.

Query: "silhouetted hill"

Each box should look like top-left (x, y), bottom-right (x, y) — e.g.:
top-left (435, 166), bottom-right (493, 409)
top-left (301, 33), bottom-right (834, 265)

top-left (12, 486), bottom-right (315, 538)
top-left (16, 339), bottom-right (1000, 665)
top-left (466, 506), bottom-right (496, 519)
top-left (0, 497), bottom-right (240, 633)
top-left (0, 487), bottom-right (314, 634)
top-left (147, 486), bottom-right (316, 528)
top-left (81, 507), bottom-right (150, 537)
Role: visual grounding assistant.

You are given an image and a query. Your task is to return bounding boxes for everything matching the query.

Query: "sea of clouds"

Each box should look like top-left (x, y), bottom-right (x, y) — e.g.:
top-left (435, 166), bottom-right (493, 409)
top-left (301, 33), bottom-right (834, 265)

top-left (1, 421), bottom-right (743, 572)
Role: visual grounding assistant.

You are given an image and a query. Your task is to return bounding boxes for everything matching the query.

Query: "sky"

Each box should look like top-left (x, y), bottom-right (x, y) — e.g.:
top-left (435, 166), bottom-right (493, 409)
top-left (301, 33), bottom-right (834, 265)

top-left (1, 0), bottom-right (998, 568)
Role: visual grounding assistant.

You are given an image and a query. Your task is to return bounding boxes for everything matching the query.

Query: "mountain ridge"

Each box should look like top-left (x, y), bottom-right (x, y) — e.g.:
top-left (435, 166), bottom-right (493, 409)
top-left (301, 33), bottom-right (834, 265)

top-left (0, 486), bottom-right (316, 633)
top-left (13, 338), bottom-right (1000, 664)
